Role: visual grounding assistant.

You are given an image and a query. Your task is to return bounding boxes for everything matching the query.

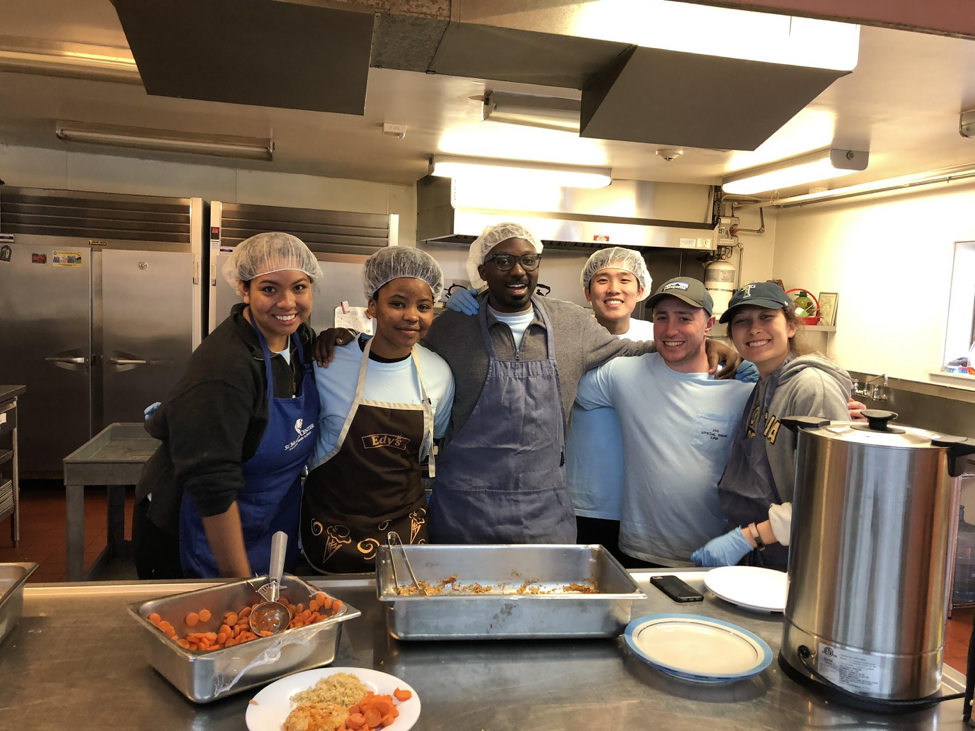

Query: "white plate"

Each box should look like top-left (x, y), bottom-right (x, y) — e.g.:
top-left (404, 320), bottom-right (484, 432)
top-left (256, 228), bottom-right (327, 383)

top-left (245, 667), bottom-right (421, 731)
top-left (704, 566), bottom-right (788, 613)
top-left (624, 614), bottom-right (772, 682)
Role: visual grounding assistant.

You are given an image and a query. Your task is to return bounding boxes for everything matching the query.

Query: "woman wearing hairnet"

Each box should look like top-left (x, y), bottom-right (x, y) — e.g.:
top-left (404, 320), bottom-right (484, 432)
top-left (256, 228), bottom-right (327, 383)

top-left (134, 233), bottom-right (322, 579)
top-left (567, 248), bottom-right (653, 559)
top-left (301, 247), bottom-right (454, 573)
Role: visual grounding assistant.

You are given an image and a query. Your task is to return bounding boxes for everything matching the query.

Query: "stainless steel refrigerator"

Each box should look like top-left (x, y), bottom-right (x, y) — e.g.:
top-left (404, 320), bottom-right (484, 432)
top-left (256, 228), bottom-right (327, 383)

top-left (0, 187), bottom-right (205, 477)
top-left (207, 201), bottom-right (397, 335)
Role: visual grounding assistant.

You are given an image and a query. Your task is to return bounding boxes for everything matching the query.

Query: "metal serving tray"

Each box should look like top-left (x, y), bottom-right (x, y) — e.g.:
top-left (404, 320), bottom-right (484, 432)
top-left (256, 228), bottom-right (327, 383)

top-left (128, 574), bottom-right (361, 703)
top-left (376, 544), bottom-right (646, 640)
top-left (0, 562), bottom-right (37, 646)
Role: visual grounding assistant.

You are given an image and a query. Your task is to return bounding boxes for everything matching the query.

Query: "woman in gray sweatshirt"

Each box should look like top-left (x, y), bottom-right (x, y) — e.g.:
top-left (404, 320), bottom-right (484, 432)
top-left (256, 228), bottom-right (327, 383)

top-left (692, 282), bottom-right (852, 571)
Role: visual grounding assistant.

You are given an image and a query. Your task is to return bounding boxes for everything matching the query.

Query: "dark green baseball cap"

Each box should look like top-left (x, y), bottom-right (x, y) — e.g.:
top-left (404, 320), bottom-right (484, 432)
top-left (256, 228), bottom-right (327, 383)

top-left (646, 277), bottom-right (714, 316)
top-left (719, 282), bottom-right (793, 323)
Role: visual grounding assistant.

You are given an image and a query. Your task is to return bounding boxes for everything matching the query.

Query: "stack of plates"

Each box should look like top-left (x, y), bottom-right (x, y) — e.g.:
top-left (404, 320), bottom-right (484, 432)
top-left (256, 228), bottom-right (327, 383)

top-left (704, 566), bottom-right (788, 613)
top-left (624, 614), bottom-right (773, 684)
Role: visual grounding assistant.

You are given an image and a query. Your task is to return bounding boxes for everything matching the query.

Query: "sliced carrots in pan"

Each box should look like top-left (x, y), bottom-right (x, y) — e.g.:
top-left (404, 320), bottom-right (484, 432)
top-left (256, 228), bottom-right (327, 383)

top-left (145, 589), bottom-right (344, 653)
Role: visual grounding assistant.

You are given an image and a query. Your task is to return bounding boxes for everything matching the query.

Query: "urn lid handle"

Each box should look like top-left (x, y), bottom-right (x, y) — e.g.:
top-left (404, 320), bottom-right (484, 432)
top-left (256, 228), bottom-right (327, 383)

top-left (861, 409), bottom-right (898, 432)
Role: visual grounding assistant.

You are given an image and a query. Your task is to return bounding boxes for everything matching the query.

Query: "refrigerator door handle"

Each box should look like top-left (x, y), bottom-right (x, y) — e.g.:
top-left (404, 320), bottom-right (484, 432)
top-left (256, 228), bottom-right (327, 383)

top-left (44, 356), bottom-right (87, 364)
top-left (108, 358), bottom-right (148, 365)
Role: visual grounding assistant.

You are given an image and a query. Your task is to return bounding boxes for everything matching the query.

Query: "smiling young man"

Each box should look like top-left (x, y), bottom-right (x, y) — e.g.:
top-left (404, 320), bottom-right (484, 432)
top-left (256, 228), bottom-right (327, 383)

top-left (573, 277), bottom-right (754, 566)
top-left (566, 248), bottom-right (654, 562)
top-left (425, 226), bottom-right (739, 545)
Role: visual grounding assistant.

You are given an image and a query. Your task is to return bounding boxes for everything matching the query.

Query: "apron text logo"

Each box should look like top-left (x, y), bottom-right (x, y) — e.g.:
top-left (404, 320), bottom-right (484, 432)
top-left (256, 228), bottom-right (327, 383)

top-left (285, 421), bottom-right (315, 451)
top-left (361, 433), bottom-right (411, 451)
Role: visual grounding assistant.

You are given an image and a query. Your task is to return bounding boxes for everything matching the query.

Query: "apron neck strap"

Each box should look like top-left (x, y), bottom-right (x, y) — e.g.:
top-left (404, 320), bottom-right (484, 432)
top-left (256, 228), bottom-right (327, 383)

top-left (477, 295), bottom-right (554, 361)
top-left (244, 306), bottom-right (302, 401)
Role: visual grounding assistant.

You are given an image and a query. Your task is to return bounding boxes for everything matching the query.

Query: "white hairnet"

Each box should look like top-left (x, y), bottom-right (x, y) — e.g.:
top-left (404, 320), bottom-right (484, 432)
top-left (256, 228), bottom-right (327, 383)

top-left (363, 246), bottom-right (445, 302)
top-left (222, 232), bottom-right (323, 291)
top-left (580, 247), bottom-right (652, 301)
top-left (465, 222), bottom-right (543, 290)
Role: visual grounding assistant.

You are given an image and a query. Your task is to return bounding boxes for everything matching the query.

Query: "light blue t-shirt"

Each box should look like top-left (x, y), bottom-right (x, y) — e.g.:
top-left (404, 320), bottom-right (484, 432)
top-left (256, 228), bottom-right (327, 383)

top-left (575, 352), bottom-right (753, 565)
top-left (565, 318), bottom-right (654, 521)
top-left (309, 340), bottom-right (454, 471)
top-left (488, 305), bottom-right (534, 352)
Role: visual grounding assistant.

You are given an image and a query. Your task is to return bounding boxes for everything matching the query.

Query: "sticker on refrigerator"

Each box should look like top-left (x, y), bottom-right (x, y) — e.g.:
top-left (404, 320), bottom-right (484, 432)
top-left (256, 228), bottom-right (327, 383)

top-left (817, 642), bottom-right (882, 694)
top-left (31, 253), bottom-right (47, 264)
top-left (52, 250), bottom-right (83, 267)
top-left (0, 245), bottom-right (10, 263)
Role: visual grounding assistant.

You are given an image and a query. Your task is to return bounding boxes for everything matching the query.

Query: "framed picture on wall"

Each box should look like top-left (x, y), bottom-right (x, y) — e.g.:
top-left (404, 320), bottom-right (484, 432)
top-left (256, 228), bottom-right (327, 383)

top-left (818, 292), bottom-right (839, 326)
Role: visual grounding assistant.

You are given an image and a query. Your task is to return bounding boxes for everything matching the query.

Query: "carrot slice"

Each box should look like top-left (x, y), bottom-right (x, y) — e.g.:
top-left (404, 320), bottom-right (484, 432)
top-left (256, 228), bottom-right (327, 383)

top-left (224, 612), bottom-right (238, 626)
top-left (393, 688), bottom-right (412, 702)
top-left (199, 609), bottom-right (212, 622)
top-left (380, 715), bottom-right (396, 728)
top-left (315, 592), bottom-right (327, 604)
top-left (346, 713), bottom-right (365, 729)
top-left (363, 709), bottom-right (382, 728)
top-left (147, 612), bottom-right (162, 625)
top-left (374, 698), bottom-right (393, 716)
top-left (185, 612), bottom-right (199, 627)
top-left (348, 705), bottom-right (360, 716)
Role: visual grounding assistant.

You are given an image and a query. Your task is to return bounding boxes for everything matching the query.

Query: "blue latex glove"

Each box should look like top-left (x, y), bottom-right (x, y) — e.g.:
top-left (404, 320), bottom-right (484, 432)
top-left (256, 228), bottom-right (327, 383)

top-left (691, 528), bottom-right (752, 567)
top-left (735, 360), bottom-right (760, 383)
top-left (144, 401), bottom-right (161, 420)
top-left (446, 287), bottom-right (479, 316)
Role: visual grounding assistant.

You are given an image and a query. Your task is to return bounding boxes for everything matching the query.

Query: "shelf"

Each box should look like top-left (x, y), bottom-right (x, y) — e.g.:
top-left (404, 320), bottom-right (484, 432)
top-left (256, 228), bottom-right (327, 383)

top-left (929, 371), bottom-right (975, 390)
top-left (0, 449), bottom-right (10, 467)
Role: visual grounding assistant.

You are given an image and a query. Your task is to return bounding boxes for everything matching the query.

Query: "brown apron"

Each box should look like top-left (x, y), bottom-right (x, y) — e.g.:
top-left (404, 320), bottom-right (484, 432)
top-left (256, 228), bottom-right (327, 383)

top-left (301, 338), bottom-right (434, 573)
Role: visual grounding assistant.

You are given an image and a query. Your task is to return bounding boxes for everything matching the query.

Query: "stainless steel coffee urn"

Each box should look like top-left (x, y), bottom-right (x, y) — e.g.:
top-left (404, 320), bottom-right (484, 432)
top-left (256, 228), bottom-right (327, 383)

top-left (779, 410), bottom-right (975, 704)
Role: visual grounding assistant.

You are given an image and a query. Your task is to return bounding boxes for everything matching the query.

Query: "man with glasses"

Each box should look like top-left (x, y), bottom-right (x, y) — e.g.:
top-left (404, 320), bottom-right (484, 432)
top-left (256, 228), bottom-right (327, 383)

top-left (424, 223), bottom-right (736, 544)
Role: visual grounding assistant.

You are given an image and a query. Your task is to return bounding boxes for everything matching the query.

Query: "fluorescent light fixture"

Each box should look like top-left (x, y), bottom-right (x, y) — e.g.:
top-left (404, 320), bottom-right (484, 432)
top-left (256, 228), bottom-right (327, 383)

top-left (722, 149), bottom-right (868, 195)
top-left (430, 155), bottom-right (611, 189)
top-left (0, 35), bottom-right (142, 84)
top-left (482, 92), bottom-right (581, 134)
top-left (574, 1), bottom-right (859, 71)
top-left (56, 121), bottom-right (274, 161)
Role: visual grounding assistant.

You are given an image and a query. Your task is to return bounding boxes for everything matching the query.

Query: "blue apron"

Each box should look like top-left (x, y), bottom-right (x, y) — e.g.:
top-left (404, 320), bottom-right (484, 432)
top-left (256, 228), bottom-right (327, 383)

top-left (717, 366), bottom-right (789, 570)
top-left (429, 296), bottom-right (576, 544)
top-left (179, 316), bottom-right (319, 578)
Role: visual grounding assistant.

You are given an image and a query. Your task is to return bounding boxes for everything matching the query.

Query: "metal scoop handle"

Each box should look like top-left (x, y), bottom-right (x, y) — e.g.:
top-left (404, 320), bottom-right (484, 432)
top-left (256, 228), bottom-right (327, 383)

top-left (387, 530), bottom-right (422, 594)
top-left (267, 531), bottom-right (287, 601)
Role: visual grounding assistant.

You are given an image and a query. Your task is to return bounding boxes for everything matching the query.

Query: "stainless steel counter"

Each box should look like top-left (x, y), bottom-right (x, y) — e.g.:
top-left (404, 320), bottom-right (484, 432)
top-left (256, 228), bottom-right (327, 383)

top-left (0, 570), bottom-right (968, 731)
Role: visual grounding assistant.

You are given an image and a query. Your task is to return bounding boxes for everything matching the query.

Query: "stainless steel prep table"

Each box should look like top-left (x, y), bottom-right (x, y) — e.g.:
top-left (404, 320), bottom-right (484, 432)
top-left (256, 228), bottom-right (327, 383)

top-left (62, 422), bottom-right (159, 581)
top-left (0, 385), bottom-right (25, 547)
top-left (0, 570), bottom-right (967, 731)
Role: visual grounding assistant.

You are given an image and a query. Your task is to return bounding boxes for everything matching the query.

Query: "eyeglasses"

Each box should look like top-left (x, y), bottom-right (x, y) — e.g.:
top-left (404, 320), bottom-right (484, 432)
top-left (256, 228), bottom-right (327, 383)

top-left (483, 253), bottom-right (542, 272)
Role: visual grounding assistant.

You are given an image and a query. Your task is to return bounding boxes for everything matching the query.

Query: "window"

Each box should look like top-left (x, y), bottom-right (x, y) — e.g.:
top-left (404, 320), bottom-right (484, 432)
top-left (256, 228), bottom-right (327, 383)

top-left (943, 241), bottom-right (975, 373)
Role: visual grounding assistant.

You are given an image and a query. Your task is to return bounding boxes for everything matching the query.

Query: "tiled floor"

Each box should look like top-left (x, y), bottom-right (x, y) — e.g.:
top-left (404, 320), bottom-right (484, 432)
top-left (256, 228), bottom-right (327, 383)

top-left (0, 481), bottom-right (134, 582)
top-left (0, 483), bottom-right (972, 674)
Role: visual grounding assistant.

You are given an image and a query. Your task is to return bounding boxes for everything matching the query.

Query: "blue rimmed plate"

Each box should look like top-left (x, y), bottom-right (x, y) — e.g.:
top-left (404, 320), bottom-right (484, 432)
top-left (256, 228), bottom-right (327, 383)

top-left (624, 614), bottom-right (772, 683)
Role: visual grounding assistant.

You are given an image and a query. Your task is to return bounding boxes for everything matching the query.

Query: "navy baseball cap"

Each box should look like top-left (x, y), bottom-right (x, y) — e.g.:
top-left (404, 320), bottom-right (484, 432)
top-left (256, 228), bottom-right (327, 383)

top-left (646, 277), bottom-right (714, 316)
top-left (719, 282), bottom-right (793, 323)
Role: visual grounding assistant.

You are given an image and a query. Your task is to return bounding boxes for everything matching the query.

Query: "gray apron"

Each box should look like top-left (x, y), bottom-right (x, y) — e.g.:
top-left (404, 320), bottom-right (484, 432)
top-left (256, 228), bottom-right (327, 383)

top-left (429, 296), bottom-right (576, 544)
top-left (717, 366), bottom-right (789, 570)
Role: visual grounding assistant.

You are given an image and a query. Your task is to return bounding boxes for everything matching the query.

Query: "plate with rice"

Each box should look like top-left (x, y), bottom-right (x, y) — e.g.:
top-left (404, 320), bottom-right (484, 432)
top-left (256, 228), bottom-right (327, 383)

top-left (245, 667), bottom-right (420, 731)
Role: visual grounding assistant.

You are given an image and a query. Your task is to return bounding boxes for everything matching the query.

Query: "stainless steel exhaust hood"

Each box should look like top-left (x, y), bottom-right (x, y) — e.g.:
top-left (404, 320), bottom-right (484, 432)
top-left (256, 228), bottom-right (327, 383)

top-left (417, 176), bottom-right (716, 251)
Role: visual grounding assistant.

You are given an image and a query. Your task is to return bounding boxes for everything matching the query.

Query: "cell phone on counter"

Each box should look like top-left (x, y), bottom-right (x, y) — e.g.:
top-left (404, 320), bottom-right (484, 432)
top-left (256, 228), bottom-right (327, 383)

top-left (650, 575), bottom-right (704, 603)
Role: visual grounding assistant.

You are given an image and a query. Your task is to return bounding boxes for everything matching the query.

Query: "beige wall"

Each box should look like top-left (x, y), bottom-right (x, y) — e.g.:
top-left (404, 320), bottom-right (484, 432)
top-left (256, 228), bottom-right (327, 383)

top-left (0, 144), bottom-right (418, 245)
top-left (771, 180), bottom-right (975, 387)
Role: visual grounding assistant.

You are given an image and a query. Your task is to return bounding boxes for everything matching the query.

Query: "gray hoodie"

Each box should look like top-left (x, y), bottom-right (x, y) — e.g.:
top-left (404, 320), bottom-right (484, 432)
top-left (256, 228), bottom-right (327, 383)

top-left (751, 353), bottom-right (853, 502)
